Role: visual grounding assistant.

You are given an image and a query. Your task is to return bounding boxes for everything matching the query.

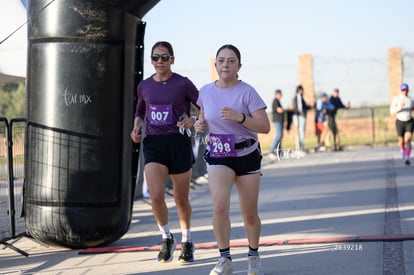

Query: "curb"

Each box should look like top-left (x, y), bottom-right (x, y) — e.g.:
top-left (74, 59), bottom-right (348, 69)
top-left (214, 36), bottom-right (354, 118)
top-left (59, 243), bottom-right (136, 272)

top-left (79, 234), bottom-right (414, 254)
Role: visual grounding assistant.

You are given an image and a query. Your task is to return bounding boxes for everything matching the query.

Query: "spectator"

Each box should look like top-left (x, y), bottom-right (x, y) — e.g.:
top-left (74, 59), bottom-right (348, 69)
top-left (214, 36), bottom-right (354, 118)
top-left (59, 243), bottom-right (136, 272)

top-left (315, 93), bottom-right (334, 152)
top-left (327, 88), bottom-right (350, 151)
top-left (269, 89), bottom-right (284, 159)
top-left (289, 85), bottom-right (311, 152)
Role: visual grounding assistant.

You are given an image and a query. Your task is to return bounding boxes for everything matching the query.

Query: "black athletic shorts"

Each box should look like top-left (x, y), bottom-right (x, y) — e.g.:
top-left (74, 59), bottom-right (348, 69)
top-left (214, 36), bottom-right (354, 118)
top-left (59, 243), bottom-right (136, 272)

top-left (204, 145), bottom-right (262, 176)
top-left (396, 118), bottom-right (414, 137)
top-left (143, 134), bottom-right (194, 174)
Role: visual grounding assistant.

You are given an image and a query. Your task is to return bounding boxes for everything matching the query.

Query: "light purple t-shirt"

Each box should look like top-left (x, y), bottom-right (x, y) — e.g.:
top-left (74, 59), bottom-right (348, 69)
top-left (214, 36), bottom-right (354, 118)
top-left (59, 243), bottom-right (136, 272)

top-left (135, 73), bottom-right (199, 135)
top-left (197, 80), bottom-right (267, 156)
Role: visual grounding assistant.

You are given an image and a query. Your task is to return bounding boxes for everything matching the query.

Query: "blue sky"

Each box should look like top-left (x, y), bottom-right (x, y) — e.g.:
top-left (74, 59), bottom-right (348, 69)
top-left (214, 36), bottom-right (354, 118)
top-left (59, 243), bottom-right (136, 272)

top-left (142, 0), bottom-right (414, 107)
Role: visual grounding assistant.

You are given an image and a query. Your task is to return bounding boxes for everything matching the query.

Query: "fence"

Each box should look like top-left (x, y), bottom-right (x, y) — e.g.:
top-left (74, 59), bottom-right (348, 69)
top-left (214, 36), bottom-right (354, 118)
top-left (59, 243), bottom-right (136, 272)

top-left (0, 118), bottom-right (27, 256)
top-left (334, 105), bottom-right (394, 146)
top-left (260, 105), bottom-right (396, 150)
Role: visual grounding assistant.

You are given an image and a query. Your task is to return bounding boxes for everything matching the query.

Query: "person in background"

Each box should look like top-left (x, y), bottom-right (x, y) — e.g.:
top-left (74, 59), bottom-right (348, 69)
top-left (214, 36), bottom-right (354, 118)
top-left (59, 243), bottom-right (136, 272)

top-left (130, 41), bottom-right (199, 264)
top-left (327, 88), bottom-right (350, 150)
top-left (195, 44), bottom-right (270, 275)
top-left (390, 83), bottom-right (414, 165)
top-left (315, 93), bottom-right (334, 152)
top-left (269, 89), bottom-right (284, 159)
top-left (290, 85), bottom-right (311, 152)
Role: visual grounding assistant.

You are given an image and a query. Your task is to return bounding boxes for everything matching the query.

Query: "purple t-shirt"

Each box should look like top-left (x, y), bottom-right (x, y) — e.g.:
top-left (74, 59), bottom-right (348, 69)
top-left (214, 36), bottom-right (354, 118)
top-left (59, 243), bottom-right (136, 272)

top-left (197, 80), bottom-right (267, 156)
top-left (135, 73), bottom-right (199, 135)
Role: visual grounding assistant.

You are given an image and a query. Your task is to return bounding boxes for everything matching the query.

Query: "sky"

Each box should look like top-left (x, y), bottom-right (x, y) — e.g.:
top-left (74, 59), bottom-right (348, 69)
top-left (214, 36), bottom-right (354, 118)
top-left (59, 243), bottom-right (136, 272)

top-left (141, 0), bottom-right (414, 108)
top-left (2, 0), bottom-right (413, 108)
top-left (0, 0), bottom-right (27, 78)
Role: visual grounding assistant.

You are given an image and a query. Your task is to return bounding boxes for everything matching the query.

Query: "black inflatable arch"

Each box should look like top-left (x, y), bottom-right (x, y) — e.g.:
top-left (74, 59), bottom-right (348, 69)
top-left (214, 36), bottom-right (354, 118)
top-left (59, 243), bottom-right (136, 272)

top-left (24, 0), bottom-right (159, 248)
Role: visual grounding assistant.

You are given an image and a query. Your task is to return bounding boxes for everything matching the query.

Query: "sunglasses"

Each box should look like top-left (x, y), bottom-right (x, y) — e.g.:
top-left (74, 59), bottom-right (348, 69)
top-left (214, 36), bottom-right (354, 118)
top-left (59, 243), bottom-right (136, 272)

top-left (151, 54), bottom-right (171, 62)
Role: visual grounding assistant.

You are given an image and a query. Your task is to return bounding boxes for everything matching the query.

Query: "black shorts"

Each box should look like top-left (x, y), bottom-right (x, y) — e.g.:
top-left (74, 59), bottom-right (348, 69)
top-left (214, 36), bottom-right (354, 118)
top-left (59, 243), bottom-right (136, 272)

top-left (204, 145), bottom-right (262, 176)
top-left (143, 134), bottom-right (194, 174)
top-left (396, 118), bottom-right (414, 137)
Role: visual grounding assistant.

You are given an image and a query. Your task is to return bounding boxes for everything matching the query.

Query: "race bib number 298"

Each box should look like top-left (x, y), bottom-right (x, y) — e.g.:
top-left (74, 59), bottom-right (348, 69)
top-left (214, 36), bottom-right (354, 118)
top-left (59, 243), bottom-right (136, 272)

top-left (209, 134), bottom-right (236, 158)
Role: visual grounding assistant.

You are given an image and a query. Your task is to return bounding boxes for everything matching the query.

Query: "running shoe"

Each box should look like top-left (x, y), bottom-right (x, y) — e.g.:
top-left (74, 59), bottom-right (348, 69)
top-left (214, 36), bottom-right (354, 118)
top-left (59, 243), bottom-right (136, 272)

top-left (405, 159), bottom-right (411, 166)
top-left (209, 257), bottom-right (233, 275)
top-left (268, 152), bottom-right (277, 160)
top-left (178, 241), bottom-right (195, 263)
top-left (247, 255), bottom-right (264, 275)
top-left (157, 234), bottom-right (176, 263)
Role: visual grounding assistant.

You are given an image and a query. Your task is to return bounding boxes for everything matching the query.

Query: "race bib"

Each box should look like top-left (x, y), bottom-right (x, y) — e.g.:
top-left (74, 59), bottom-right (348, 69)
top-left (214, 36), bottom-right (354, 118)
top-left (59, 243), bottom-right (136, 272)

top-left (209, 133), bottom-right (236, 158)
top-left (147, 104), bottom-right (173, 125)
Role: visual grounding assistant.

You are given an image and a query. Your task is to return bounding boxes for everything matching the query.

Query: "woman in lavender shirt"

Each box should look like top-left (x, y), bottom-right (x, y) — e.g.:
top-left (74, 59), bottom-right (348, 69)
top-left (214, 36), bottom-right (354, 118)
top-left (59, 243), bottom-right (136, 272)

top-left (195, 44), bottom-right (270, 275)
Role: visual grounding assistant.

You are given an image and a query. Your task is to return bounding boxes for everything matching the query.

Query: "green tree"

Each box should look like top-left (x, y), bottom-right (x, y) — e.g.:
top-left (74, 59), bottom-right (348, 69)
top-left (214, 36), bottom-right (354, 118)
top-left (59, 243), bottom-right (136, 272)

top-left (0, 82), bottom-right (26, 120)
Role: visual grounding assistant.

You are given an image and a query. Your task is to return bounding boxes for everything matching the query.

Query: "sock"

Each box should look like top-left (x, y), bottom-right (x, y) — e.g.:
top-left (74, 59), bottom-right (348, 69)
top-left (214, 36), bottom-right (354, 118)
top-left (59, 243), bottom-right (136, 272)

top-left (400, 145), bottom-right (405, 154)
top-left (219, 247), bottom-right (231, 260)
top-left (248, 246), bottom-right (259, 257)
top-left (406, 148), bottom-right (411, 160)
top-left (181, 228), bottom-right (191, 243)
top-left (158, 224), bottom-right (172, 239)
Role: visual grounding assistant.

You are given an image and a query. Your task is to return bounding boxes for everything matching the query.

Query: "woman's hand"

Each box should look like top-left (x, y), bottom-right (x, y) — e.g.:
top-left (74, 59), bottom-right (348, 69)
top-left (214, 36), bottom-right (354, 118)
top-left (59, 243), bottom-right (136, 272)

top-left (176, 114), bottom-right (195, 129)
top-left (130, 117), bottom-right (143, 143)
top-left (220, 106), bottom-right (244, 122)
top-left (195, 107), bottom-right (207, 132)
top-left (130, 127), bottom-right (141, 143)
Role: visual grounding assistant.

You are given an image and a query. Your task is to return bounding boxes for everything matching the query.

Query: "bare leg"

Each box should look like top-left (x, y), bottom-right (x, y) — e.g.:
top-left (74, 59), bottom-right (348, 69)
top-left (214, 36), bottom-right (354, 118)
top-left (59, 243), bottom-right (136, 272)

top-left (235, 173), bottom-right (261, 249)
top-left (404, 132), bottom-right (412, 160)
top-left (145, 163), bottom-right (169, 226)
top-left (320, 128), bottom-right (329, 145)
top-left (171, 169), bottom-right (193, 230)
top-left (208, 166), bottom-right (235, 249)
top-left (398, 136), bottom-right (405, 155)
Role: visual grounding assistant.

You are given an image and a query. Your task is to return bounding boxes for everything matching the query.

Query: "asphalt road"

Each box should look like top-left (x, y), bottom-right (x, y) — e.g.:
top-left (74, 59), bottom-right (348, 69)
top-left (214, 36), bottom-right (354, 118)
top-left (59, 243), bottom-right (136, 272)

top-left (0, 145), bottom-right (413, 275)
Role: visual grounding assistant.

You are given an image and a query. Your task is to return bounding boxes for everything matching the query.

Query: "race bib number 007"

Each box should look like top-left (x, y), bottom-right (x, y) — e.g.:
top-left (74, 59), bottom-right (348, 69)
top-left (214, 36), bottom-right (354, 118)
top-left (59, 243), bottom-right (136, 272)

top-left (148, 104), bottom-right (173, 125)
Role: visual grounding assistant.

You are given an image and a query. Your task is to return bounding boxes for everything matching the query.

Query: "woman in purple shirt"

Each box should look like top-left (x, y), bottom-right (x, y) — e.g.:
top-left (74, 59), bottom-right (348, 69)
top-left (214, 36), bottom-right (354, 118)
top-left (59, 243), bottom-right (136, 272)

top-left (130, 41), bottom-right (199, 264)
top-left (195, 44), bottom-right (270, 275)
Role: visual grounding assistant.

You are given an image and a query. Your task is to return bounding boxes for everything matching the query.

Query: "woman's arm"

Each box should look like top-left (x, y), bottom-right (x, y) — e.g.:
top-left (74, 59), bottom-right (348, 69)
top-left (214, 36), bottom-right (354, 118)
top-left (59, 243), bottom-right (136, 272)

top-left (241, 108), bottom-right (271, 134)
top-left (221, 106), bottom-right (270, 134)
top-left (390, 97), bottom-right (400, 115)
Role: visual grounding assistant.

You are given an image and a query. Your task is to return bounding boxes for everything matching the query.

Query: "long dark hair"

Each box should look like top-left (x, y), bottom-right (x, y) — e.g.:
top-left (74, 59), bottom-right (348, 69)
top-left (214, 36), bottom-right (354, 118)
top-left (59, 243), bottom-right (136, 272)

top-left (296, 85), bottom-right (304, 94)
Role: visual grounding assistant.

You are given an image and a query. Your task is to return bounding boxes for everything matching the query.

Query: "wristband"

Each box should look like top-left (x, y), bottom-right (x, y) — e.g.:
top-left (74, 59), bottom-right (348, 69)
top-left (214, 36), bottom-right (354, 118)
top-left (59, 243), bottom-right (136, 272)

top-left (239, 113), bottom-right (246, 124)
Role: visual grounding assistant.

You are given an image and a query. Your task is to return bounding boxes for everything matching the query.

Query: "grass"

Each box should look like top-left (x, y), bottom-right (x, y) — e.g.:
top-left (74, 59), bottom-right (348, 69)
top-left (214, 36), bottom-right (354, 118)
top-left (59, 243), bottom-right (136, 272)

top-left (261, 134), bottom-right (397, 152)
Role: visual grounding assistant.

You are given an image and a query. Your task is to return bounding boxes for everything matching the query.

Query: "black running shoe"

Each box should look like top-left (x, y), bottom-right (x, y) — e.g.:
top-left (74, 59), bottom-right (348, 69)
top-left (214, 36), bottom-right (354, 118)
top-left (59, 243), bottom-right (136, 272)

top-left (405, 159), bottom-right (411, 166)
top-left (178, 241), bottom-right (195, 263)
top-left (157, 234), bottom-right (176, 263)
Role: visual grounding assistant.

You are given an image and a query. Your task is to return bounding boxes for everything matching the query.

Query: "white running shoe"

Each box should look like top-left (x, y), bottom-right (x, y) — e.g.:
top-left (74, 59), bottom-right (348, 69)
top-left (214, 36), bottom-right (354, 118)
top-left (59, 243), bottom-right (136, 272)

top-left (268, 153), bottom-right (277, 160)
top-left (209, 257), bottom-right (233, 275)
top-left (247, 255), bottom-right (264, 275)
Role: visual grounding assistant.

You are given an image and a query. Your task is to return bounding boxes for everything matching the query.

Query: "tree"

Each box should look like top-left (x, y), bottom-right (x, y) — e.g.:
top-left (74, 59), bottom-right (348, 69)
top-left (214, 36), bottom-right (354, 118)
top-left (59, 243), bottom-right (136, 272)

top-left (0, 81), bottom-right (25, 120)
